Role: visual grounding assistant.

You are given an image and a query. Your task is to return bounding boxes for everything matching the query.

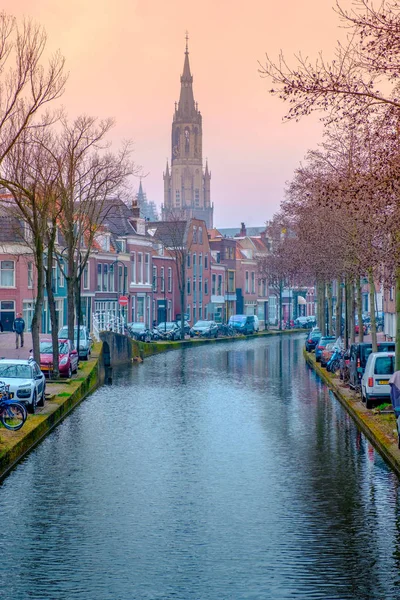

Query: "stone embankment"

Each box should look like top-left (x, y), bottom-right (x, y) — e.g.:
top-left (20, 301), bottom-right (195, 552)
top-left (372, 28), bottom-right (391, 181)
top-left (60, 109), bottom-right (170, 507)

top-left (0, 328), bottom-right (302, 480)
top-left (304, 350), bottom-right (400, 477)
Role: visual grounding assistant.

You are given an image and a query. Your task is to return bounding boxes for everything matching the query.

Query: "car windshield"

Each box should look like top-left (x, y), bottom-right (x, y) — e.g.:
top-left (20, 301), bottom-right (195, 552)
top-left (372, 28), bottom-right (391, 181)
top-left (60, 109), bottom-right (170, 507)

top-left (129, 324), bottom-right (145, 330)
top-left (40, 342), bottom-right (69, 354)
top-left (158, 322), bottom-right (175, 330)
top-left (59, 327), bottom-right (86, 338)
top-left (230, 316), bottom-right (246, 323)
top-left (0, 364), bottom-right (31, 378)
top-left (194, 321), bottom-right (210, 327)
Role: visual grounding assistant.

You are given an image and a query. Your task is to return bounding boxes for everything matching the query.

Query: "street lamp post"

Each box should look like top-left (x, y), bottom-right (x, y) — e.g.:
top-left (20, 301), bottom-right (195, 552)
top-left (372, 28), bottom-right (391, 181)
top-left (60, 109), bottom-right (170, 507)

top-left (153, 275), bottom-right (167, 333)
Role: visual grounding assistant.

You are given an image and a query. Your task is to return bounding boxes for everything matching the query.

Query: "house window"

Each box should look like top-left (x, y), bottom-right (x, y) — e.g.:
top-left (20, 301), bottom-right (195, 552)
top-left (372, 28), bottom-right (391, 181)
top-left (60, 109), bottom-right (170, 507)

top-left (145, 254), bottom-right (150, 284)
top-left (138, 253), bottom-right (143, 283)
top-left (187, 253), bottom-right (191, 268)
top-left (217, 275), bottom-right (222, 295)
top-left (199, 279), bottom-right (202, 292)
top-left (0, 260), bottom-right (15, 287)
top-left (168, 267), bottom-right (172, 292)
top-left (193, 227), bottom-right (197, 243)
top-left (216, 252), bottom-right (220, 264)
top-left (212, 274), bottom-right (216, 295)
top-left (28, 262), bottom-right (33, 289)
top-left (131, 252), bottom-right (136, 283)
top-left (83, 264), bottom-right (89, 290)
top-left (116, 240), bottom-right (126, 253)
top-left (58, 261), bottom-right (65, 288)
top-left (153, 266), bottom-right (157, 290)
top-left (390, 286), bottom-right (394, 301)
top-left (205, 278), bottom-right (208, 295)
top-left (199, 253), bottom-right (203, 268)
top-left (109, 264), bottom-right (114, 292)
top-left (103, 264), bottom-right (108, 291)
top-left (97, 264), bottom-right (102, 291)
top-left (245, 271), bottom-right (249, 293)
top-left (251, 271), bottom-right (255, 294)
top-left (199, 226), bottom-right (203, 243)
top-left (228, 271), bottom-right (235, 293)
top-left (204, 254), bottom-right (208, 269)
top-left (161, 267), bottom-right (165, 292)
top-left (187, 278), bottom-right (191, 295)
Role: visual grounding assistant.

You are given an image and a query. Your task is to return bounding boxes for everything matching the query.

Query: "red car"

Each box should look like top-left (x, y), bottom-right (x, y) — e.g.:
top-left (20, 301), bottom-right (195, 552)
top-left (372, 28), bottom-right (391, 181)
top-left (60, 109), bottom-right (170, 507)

top-left (39, 338), bottom-right (79, 378)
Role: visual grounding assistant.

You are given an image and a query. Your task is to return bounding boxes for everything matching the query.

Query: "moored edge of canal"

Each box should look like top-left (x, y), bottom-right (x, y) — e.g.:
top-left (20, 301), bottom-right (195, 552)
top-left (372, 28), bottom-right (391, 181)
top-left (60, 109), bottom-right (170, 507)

top-left (0, 329), bottom-right (301, 481)
top-left (304, 349), bottom-right (400, 477)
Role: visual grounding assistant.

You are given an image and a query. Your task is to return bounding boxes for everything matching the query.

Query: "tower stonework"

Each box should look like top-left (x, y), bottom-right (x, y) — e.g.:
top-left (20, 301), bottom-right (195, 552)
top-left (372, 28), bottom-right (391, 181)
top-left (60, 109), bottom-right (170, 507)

top-left (162, 39), bottom-right (213, 229)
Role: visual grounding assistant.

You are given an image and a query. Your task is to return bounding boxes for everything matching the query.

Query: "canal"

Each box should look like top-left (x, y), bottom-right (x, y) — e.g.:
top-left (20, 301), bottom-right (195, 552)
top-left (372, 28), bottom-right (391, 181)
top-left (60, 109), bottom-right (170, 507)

top-left (1, 334), bottom-right (400, 599)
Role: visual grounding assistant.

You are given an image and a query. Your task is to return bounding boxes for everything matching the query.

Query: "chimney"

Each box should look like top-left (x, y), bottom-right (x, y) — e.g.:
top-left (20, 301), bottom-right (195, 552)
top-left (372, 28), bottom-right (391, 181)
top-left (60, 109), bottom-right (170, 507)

top-left (131, 199), bottom-right (140, 218)
top-left (240, 222), bottom-right (246, 236)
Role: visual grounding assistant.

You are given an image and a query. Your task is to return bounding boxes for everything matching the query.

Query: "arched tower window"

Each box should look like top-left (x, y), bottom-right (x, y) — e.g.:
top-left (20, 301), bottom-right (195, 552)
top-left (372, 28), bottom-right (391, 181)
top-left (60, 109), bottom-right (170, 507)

top-left (184, 127), bottom-right (190, 154)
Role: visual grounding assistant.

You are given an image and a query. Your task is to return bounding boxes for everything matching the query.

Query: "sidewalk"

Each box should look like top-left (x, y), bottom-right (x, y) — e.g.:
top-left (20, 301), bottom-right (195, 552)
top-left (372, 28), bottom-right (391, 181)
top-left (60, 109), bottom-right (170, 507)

top-left (0, 332), bottom-right (34, 360)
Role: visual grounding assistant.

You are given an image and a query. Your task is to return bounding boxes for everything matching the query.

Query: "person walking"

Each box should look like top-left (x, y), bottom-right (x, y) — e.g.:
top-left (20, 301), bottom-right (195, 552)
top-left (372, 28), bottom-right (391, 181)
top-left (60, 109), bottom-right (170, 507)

top-left (13, 312), bottom-right (25, 349)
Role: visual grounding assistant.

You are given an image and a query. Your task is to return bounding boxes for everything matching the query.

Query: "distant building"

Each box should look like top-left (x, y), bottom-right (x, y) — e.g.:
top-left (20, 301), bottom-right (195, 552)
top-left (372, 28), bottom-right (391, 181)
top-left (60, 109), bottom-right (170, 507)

top-left (162, 37), bottom-right (213, 229)
top-left (135, 180), bottom-right (159, 222)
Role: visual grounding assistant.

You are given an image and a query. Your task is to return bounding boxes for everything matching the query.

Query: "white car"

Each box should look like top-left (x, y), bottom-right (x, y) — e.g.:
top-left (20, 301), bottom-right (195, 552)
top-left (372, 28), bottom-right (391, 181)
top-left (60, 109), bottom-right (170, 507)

top-left (0, 358), bottom-right (46, 413)
top-left (361, 351), bottom-right (395, 409)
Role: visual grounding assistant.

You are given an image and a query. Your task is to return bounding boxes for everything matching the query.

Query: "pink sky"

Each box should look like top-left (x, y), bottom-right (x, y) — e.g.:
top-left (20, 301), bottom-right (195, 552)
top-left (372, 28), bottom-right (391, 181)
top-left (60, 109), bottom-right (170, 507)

top-left (3, 0), bottom-right (344, 228)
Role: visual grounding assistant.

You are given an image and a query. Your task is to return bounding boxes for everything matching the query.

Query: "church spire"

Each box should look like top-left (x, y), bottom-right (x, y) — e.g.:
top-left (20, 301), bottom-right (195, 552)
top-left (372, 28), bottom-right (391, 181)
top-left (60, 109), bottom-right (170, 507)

top-left (177, 32), bottom-right (196, 119)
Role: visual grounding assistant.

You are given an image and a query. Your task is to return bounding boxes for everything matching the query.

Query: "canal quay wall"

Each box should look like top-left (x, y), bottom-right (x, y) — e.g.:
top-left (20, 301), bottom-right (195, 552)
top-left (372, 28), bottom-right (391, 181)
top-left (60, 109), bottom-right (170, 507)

top-left (0, 328), bottom-right (300, 480)
top-left (304, 350), bottom-right (400, 477)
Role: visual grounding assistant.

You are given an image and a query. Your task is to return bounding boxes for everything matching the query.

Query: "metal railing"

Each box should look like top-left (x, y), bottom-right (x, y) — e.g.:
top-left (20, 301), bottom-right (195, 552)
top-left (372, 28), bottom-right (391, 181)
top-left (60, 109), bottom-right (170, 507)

top-left (92, 311), bottom-right (125, 341)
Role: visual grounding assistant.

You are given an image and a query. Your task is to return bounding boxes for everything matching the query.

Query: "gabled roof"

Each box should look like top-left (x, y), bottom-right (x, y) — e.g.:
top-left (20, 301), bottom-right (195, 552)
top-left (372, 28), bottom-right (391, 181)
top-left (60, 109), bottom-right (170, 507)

top-left (146, 220), bottom-right (188, 248)
top-left (100, 197), bottom-right (137, 237)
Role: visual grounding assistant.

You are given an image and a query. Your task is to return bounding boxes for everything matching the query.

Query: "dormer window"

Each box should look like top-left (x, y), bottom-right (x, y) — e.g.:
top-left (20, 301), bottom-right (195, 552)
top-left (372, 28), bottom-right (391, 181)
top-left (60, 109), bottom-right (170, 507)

top-left (116, 240), bottom-right (126, 253)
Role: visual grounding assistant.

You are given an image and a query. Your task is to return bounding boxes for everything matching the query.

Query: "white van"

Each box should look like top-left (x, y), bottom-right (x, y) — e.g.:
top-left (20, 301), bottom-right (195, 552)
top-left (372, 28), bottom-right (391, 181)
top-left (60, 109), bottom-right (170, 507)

top-left (361, 351), bottom-right (395, 409)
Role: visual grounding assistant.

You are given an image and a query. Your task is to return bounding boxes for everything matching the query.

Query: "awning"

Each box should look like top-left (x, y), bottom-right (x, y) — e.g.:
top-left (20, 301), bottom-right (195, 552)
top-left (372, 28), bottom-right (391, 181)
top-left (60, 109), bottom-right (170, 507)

top-left (297, 296), bottom-right (307, 305)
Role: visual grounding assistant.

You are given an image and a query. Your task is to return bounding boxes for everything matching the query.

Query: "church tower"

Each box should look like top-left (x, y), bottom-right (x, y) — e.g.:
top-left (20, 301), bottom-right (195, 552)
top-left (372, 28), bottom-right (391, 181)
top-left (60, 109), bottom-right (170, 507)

top-left (162, 36), bottom-right (213, 229)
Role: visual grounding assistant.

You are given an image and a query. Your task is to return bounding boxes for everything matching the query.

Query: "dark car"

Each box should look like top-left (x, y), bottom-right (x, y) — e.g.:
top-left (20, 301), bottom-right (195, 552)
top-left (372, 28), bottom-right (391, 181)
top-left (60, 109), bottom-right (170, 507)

top-left (305, 329), bottom-right (322, 352)
top-left (156, 322), bottom-right (181, 340)
top-left (315, 336), bottom-right (336, 362)
top-left (174, 320), bottom-right (191, 335)
top-left (228, 315), bottom-right (255, 335)
top-left (348, 341), bottom-right (395, 389)
top-left (190, 320), bottom-right (219, 338)
top-left (127, 322), bottom-right (152, 342)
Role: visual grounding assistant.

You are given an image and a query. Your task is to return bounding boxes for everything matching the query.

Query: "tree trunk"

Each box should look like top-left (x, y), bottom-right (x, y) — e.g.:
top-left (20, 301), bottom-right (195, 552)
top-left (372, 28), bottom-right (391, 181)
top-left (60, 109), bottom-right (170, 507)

top-left (350, 280), bottom-right (356, 345)
top-left (45, 250), bottom-right (60, 378)
top-left (67, 275), bottom-right (75, 343)
top-left (327, 282), bottom-right (333, 336)
top-left (31, 242), bottom-right (45, 363)
top-left (279, 279), bottom-right (283, 330)
top-left (368, 269), bottom-right (378, 353)
top-left (335, 280), bottom-right (341, 339)
top-left (344, 277), bottom-right (349, 350)
top-left (356, 277), bottom-right (364, 343)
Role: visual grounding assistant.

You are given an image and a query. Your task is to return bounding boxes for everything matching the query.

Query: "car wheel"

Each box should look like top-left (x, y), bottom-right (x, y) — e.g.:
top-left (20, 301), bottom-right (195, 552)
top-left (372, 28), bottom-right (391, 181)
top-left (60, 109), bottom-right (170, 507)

top-left (29, 392), bottom-right (37, 414)
top-left (67, 365), bottom-right (72, 379)
top-left (365, 394), bottom-right (373, 409)
top-left (215, 330), bottom-right (218, 338)
top-left (37, 384), bottom-right (45, 407)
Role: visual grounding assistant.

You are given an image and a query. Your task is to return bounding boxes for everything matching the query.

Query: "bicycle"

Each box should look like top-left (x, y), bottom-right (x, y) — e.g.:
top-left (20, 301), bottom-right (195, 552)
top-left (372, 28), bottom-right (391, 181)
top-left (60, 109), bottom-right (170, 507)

top-left (0, 382), bottom-right (27, 431)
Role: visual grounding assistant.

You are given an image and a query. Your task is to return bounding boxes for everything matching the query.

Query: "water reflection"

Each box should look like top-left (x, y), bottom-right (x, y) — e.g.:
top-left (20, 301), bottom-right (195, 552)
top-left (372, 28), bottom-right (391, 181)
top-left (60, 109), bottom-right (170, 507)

top-left (0, 334), bottom-right (400, 599)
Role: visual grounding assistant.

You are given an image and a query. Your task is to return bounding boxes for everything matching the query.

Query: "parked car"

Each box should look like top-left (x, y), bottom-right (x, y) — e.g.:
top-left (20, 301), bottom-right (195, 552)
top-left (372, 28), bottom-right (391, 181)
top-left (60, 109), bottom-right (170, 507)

top-left (156, 322), bottom-right (181, 340)
top-left (127, 322), bottom-right (152, 342)
top-left (190, 320), bottom-right (219, 338)
top-left (315, 336), bottom-right (336, 362)
top-left (305, 329), bottom-right (321, 352)
top-left (174, 320), bottom-right (191, 335)
top-left (348, 341), bottom-right (396, 389)
top-left (39, 338), bottom-right (79, 378)
top-left (228, 315), bottom-right (255, 335)
top-left (361, 351), bottom-right (395, 408)
top-left (58, 326), bottom-right (93, 360)
top-left (320, 342), bottom-right (337, 368)
top-left (0, 358), bottom-right (45, 413)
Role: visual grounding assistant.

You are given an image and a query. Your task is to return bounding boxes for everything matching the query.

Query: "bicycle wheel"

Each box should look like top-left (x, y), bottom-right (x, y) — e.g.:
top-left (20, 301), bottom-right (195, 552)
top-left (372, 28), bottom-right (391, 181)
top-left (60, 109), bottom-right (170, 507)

top-left (1, 402), bottom-right (26, 431)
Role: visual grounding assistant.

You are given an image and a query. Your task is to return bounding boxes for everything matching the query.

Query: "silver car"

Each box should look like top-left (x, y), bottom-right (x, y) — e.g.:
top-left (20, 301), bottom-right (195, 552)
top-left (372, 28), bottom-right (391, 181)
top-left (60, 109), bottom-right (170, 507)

top-left (361, 351), bottom-right (395, 409)
top-left (58, 326), bottom-right (93, 360)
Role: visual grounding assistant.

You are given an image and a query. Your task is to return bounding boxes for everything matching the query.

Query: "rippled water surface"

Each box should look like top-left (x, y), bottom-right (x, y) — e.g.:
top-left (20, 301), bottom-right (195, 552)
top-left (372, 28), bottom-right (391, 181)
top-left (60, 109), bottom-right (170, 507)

top-left (1, 335), bottom-right (400, 599)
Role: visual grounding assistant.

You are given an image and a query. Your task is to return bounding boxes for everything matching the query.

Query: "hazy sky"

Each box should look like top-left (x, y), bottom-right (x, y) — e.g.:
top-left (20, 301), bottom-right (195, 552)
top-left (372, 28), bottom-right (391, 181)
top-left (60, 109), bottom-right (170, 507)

top-left (4, 0), bottom-right (346, 227)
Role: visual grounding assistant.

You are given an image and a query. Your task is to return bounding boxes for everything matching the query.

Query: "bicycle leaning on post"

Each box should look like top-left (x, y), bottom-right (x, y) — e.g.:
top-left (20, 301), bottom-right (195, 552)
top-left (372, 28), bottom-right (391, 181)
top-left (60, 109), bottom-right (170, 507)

top-left (0, 381), bottom-right (27, 431)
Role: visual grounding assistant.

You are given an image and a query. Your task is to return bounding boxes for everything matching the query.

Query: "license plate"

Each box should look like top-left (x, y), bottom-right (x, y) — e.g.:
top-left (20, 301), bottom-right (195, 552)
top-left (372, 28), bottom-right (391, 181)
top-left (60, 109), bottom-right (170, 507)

top-left (378, 379), bottom-right (389, 385)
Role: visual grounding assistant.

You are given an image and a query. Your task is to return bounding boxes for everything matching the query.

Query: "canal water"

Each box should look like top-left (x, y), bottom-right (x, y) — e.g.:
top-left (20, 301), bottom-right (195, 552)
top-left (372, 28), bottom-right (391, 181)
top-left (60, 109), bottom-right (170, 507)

top-left (1, 334), bottom-right (400, 600)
